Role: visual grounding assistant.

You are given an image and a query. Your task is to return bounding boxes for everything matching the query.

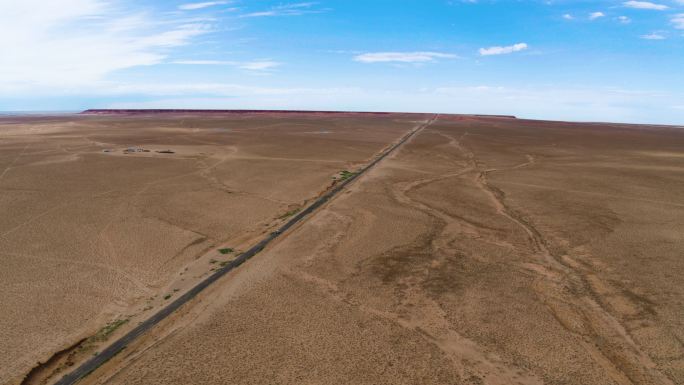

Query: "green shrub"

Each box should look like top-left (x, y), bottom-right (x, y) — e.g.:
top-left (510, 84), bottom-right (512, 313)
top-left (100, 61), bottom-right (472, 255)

top-left (279, 208), bottom-right (301, 219)
top-left (339, 170), bottom-right (357, 181)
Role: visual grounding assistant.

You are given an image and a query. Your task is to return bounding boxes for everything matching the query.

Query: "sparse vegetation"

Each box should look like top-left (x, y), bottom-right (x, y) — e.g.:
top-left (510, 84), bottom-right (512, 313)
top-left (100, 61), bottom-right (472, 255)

top-left (218, 248), bottom-right (234, 254)
top-left (90, 318), bottom-right (129, 343)
top-left (339, 170), bottom-right (357, 181)
top-left (279, 208), bottom-right (301, 219)
top-left (163, 294), bottom-right (172, 300)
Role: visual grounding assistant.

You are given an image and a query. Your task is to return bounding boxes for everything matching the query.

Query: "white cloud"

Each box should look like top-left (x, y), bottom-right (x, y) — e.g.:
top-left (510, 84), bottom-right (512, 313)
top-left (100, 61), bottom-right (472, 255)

top-left (478, 43), bottom-right (528, 56)
top-left (563, 14), bottom-right (574, 20)
top-left (0, 0), bottom-right (211, 90)
top-left (172, 60), bottom-right (236, 65)
top-left (617, 16), bottom-right (631, 24)
top-left (641, 32), bottom-right (666, 39)
top-left (589, 12), bottom-right (606, 20)
top-left (178, 1), bottom-right (229, 11)
top-left (623, 1), bottom-right (669, 10)
top-left (241, 11), bottom-right (278, 17)
top-left (240, 2), bottom-right (321, 18)
top-left (172, 59), bottom-right (281, 71)
top-left (238, 60), bottom-right (281, 71)
top-left (672, 14), bottom-right (684, 29)
top-left (82, 82), bottom-right (360, 97)
top-left (354, 52), bottom-right (457, 63)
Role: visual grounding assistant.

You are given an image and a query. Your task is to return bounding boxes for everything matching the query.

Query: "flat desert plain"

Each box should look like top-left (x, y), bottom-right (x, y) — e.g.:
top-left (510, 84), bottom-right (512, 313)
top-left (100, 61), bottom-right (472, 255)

top-left (3, 112), bottom-right (684, 385)
top-left (0, 112), bottom-right (423, 384)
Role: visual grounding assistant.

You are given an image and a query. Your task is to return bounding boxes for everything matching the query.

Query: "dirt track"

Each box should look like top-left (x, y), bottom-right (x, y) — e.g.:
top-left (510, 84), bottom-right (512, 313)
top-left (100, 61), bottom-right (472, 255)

top-left (3, 113), bottom-right (684, 385)
top-left (74, 116), bottom-right (684, 385)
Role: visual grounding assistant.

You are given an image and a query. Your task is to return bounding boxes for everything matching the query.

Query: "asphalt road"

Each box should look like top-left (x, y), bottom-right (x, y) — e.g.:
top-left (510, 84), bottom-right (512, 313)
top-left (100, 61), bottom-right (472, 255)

top-left (51, 115), bottom-right (437, 385)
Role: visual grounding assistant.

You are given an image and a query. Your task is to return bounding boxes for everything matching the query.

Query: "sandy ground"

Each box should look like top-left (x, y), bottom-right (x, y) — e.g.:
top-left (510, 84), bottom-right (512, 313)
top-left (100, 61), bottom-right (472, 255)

top-left (76, 116), bottom-right (684, 385)
top-left (0, 113), bottom-right (422, 384)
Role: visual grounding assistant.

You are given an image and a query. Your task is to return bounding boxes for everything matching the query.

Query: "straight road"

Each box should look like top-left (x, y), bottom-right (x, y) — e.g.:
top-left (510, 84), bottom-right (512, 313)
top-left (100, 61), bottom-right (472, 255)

top-left (52, 115), bottom-right (438, 385)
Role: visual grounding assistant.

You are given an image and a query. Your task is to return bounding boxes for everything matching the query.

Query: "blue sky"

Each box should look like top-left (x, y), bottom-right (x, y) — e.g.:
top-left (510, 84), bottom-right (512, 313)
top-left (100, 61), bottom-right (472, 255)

top-left (1, 0), bottom-right (683, 124)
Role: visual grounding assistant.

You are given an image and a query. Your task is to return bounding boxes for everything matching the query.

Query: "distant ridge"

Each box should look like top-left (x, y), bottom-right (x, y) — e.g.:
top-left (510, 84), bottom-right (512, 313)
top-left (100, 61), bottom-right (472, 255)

top-left (80, 109), bottom-right (395, 115)
top-left (473, 114), bottom-right (518, 119)
top-left (80, 109), bottom-right (517, 119)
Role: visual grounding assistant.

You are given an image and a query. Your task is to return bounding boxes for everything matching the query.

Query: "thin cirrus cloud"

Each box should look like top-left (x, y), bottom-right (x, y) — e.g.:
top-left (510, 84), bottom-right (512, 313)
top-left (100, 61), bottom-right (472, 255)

top-left (239, 61), bottom-right (281, 71)
top-left (623, 1), bottom-right (669, 10)
top-left (589, 12), bottom-right (606, 20)
top-left (479, 43), bottom-right (528, 56)
top-left (0, 0), bottom-right (211, 92)
top-left (672, 14), bottom-right (684, 29)
top-left (178, 1), bottom-right (229, 11)
top-left (240, 2), bottom-right (322, 18)
top-left (173, 60), bottom-right (235, 65)
top-left (641, 32), bottom-right (666, 39)
top-left (173, 60), bottom-right (281, 71)
top-left (353, 52), bottom-right (457, 63)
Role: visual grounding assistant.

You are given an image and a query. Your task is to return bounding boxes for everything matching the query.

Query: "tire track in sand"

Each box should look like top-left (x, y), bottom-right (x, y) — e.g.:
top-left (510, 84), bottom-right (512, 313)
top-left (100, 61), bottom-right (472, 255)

top-left (452, 131), bottom-right (675, 385)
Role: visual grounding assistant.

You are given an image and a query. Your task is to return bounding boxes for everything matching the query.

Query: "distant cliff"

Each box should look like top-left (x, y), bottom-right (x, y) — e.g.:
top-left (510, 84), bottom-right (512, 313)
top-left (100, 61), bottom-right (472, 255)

top-left (80, 109), bottom-right (395, 115)
top-left (80, 109), bottom-right (517, 119)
